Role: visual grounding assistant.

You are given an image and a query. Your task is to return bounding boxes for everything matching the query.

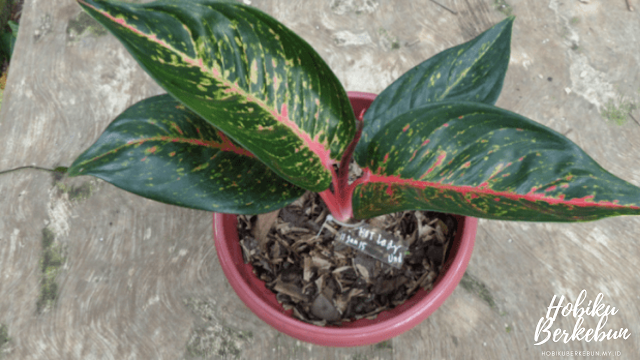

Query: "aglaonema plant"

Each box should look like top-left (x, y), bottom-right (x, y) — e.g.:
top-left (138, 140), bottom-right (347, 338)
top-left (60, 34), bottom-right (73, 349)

top-left (69, 0), bottom-right (640, 225)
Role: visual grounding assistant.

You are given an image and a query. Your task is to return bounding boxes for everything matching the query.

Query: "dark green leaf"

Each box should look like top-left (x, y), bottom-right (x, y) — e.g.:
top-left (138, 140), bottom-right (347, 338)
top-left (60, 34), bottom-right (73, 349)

top-left (353, 101), bottom-right (640, 222)
top-left (77, 0), bottom-right (356, 192)
top-left (69, 94), bottom-right (305, 214)
top-left (0, 21), bottom-right (17, 60)
top-left (7, 20), bottom-right (18, 34)
top-left (355, 17), bottom-right (513, 165)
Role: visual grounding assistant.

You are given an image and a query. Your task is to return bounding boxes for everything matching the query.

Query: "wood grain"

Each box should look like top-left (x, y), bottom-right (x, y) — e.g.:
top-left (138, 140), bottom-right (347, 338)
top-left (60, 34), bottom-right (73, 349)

top-left (1, 0), bottom-right (639, 358)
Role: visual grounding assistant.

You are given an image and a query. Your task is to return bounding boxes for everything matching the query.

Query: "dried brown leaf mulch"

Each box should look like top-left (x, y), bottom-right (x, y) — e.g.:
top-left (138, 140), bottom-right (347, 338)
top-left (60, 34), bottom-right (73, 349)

top-left (238, 192), bottom-right (456, 326)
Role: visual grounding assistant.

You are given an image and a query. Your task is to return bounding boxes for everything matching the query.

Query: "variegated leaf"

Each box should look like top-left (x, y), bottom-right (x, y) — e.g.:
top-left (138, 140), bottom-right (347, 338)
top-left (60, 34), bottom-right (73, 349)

top-left (77, 0), bottom-right (356, 192)
top-left (355, 17), bottom-right (513, 165)
top-left (68, 94), bottom-right (304, 214)
top-left (353, 102), bottom-right (640, 221)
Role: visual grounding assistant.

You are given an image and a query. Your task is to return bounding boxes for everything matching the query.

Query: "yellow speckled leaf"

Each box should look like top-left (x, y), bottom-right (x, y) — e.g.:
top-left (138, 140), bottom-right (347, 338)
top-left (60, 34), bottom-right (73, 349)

top-left (78, 0), bottom-right (356, 192)
top-left (69, 95), bottom-right (305, 214)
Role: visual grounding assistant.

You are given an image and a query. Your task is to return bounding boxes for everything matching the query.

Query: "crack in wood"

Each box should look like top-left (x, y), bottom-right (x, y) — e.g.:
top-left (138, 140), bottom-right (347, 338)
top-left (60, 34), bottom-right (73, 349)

top-left (0, 165), bottom-right (66, 176)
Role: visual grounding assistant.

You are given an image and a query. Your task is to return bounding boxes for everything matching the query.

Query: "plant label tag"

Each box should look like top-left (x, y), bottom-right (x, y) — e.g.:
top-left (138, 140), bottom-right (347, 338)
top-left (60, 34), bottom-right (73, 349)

top-left (335, 224), bottom-right (408, 269)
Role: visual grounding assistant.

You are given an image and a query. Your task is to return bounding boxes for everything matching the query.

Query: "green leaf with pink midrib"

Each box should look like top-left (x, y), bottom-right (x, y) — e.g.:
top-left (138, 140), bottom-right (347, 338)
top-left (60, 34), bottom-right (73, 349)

top-left (68, 94), bottom-right (305, 214)
top-left (77, 0), bottom-right (356, 192)
top-left (353, 101), bottom-right (640, 221)
top-left (355, 17), bottom-right (513, 166)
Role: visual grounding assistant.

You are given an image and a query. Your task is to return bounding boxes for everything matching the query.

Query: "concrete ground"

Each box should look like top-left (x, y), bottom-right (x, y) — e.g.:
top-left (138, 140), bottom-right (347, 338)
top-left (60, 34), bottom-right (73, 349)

top-left (1, 0), bottom-right (639, 359)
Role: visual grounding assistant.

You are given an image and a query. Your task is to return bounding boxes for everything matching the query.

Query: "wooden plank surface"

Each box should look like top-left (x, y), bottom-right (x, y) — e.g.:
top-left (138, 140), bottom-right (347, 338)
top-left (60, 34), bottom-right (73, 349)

top-left (1, 0), bottom-right (640, 359)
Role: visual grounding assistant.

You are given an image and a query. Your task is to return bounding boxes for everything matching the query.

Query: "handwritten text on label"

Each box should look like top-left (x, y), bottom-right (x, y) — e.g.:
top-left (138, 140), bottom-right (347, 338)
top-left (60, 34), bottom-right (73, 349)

top-left (335, 224), bottom-right (408, 268)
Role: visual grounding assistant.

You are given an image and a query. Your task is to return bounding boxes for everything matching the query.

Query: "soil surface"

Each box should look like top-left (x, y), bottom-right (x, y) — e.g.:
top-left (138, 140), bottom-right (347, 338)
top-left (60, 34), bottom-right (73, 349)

top-left (238, 193), bottom-right (457, 325)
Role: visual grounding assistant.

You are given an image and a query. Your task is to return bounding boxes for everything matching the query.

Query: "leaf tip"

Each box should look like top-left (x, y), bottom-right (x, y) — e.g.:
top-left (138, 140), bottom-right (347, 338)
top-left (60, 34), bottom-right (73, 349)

top-left (66, 162), bottom-right (84, 177)
top-left (53, 166), bottom-right (69, 174)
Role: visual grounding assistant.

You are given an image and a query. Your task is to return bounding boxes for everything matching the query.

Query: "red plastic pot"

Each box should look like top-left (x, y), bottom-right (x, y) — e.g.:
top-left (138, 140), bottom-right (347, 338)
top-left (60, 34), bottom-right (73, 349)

top-left (213, 92), bottom-right (478, 347)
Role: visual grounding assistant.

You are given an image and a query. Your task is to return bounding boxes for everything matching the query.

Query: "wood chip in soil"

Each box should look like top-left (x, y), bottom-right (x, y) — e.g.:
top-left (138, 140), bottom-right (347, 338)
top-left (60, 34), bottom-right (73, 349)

top-left (237, 192), bottom-right (456, 326)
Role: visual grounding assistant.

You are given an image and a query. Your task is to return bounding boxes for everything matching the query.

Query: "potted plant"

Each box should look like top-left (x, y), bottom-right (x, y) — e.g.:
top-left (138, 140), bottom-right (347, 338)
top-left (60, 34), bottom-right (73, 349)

top-left (68, 0), bottom-right (640, 347)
